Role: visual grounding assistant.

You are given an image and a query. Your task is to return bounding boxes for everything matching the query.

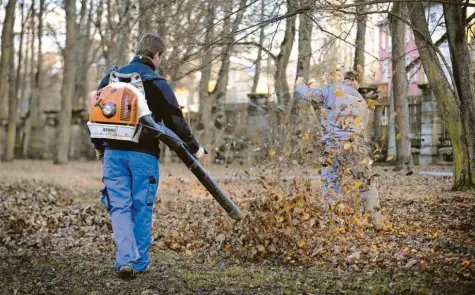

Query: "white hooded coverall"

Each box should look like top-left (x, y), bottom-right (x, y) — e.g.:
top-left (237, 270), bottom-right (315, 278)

top-left (295, 81), bottom-right (382, 227)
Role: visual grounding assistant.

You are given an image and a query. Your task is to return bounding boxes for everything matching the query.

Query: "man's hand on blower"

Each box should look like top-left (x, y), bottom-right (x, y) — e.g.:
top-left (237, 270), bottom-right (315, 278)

top-left (194, 146), bottom-right (208, 160)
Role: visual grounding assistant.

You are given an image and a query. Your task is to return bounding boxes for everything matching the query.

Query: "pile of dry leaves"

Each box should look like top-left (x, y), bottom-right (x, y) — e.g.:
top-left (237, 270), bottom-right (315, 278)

top-left (0, 181), bottom-right (113, 256)
top-left (155, 175), bottom-right (378, 266)
top-left (153, 169), bottom-right (474, 279)
top-left (1, 170), bottom-right (474, 280)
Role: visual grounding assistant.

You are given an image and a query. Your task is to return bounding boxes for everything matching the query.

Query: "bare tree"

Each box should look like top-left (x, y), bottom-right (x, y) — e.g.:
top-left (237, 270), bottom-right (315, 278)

top-left (353, 0), bottom-right (367, 78)
top-left (95, 0), bottom-right (132, 69)
top-left (444, 2), bottom-right (475, 187)
top-left (251, 0), bottom-right (266, 93)
top-left (139, 0), bottom-right (154, 35)
top-left (209, 0), bottom-right (248, 101)
top-left (407, 1), bottom-right (471, 189)
top-left (0, 0), bottom-right (17, 121)
top-left (117, 0), bottom-right (132, 66)
top-left (54, 0), bottom-right (77, 164)
top-left (390, 3), bottom-right (413, 172)
top-left (4, 1), bottom-right (26, 161)
top-left (74, 0), bottom-right (95, 111)
top-left (199, 1), bottom-right (216, 147)
top-left (296, 6), bottom-right (313, 80)
top-left (275, 0), bottom-right (297, 106)
top-left (22, 0), bottom-right (44, 158)
top-left (207, 0), bottom-right (248, 138)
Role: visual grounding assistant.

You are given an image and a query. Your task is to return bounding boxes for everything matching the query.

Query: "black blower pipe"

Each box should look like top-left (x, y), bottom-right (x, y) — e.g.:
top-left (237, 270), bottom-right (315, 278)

top-left (139, 115), bottom-right (243, 220)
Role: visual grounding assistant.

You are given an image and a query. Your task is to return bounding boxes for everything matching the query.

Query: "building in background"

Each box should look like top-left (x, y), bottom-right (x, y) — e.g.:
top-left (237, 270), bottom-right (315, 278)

top-left (375, 3), bottom-right (453, 165)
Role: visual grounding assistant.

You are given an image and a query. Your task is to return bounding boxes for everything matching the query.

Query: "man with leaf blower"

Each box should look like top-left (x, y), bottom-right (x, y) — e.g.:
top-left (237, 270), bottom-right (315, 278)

top-left (91, 34), bottom-right (206, 279)
top-left (294, 70), bottom-right (382, 229)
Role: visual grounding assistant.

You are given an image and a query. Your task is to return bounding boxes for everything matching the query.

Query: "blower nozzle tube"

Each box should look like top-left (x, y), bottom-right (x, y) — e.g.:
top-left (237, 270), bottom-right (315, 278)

top-left (139, 115), bottom-right (243, 220)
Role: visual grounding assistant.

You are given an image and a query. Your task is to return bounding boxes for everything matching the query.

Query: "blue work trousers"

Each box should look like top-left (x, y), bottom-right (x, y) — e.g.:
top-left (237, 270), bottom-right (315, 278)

top-left (100, 149), bottom-right (159, 272)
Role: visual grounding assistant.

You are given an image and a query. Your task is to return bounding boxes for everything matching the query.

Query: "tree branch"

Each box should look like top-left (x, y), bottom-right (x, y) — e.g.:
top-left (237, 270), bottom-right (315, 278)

top-left (307, 14), bottom-right (379, 61)
top-left (235, 42), bottom-right (277, 60)
top-left (405, 10), bottom-right (475, 72)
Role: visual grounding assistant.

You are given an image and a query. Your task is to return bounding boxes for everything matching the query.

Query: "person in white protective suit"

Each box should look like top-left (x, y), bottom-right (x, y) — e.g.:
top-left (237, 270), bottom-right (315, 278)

top-left (294, 70), bottom-right (382, 229)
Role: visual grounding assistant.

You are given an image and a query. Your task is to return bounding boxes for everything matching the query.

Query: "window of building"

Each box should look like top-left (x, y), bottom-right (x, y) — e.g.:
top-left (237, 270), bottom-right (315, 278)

top-left (381, 106), bottom-right (389, 126)
top-left (430, 12), bottom-right (437, 24)
top-left (407, 30), bottom-right (413, 42)
top-left (409, 103), bottom-right (421, 138)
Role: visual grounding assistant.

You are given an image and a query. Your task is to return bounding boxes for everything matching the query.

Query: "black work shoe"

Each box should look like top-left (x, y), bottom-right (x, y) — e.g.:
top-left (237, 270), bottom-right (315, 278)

top-left (117, 264), bottom-right (135, 279)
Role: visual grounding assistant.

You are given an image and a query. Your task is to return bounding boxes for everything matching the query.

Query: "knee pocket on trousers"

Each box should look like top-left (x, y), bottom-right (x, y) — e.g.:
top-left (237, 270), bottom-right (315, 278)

top-left (146, 176), bottom-right (158, 206)
top-left (100, 186), bottom-right (112, 212)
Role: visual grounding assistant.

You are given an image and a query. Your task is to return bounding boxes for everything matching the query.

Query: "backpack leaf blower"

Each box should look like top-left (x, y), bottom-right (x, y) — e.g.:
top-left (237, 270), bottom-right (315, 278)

top-left (87, 72), bottom-right (243, 220)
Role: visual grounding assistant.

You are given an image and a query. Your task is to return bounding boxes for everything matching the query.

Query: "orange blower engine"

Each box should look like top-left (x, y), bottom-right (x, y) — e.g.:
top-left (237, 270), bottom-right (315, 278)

top-left (87, 71), bottom-right (243, 220)
top-left (87, 72), bottom-right (151, 143)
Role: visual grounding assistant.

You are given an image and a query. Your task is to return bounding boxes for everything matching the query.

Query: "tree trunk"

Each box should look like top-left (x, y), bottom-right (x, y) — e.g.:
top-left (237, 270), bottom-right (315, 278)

top-left (199, 1), bottom-right (215, 147)
top-left (288, 1), bottom-right (314, 148)
top-left (54, 0), bottom-right (77, 164)
top-left (75, 0), bottom-right (94, 111)
top-left (22, 0), bottom-right (44, 158)
top-left (35, 0), bottom-right (44, 121)
top-left (157, 2), bottom-right (168, 37)
top-left (407, 2), bottom-right (472, 190)
top-left (390, 3), bottom-right (413, 172)
top-left (296, 3), bottom-right (312, 80)
top-left (19, 4), bottom-right (32, 117)
top-left (139, 0), bottom-right (153, 34)
top-left (21, 4), bottom-right (34, 158)
top-left (251, 0), bottom-right (266, 93)
top-left (353, 0), bottom-right (367, 80)
top-left (5, 46), bottom-right (17, 161)
top-left (444, 2), bottom-right (475, 187)
top-left (387, 89), bottom-right (396, 161)
top-left (275, 0), bottom-right (297, 106)
top-left (205, 0), bottom-right (247, 150)
top-left (116, 0), bottom-right (131, 66)
top-left (4, 2), bottom-right (25, 161)
top-left (0, 0), bottom-right (17, 120)
top-left (104, 0), bottom-right (117, 69)
top-left (210, 0), bottom-right (248, 102)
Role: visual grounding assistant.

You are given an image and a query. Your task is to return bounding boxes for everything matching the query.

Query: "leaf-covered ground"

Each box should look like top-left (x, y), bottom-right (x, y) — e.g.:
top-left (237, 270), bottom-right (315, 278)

top-left (0, 160), bottom-right (474, 295)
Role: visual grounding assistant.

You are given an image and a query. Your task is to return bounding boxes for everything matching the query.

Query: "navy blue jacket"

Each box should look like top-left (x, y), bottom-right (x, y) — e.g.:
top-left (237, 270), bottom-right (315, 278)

top-left (93, 56), bottom-right (200, 157)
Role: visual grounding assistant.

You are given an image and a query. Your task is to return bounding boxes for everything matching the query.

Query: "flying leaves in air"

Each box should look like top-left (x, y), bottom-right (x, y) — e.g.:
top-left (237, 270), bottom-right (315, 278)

top-left (269, 149), bottom-right (276, 158)
top-left (344, 116), bottom-right (352, 125)
top-left (367, 99), bottom-right (377, 110)
top-left (295, 76), bottom-right (305, 85)
top-left (356, 64), bottom-right (364, 73)
top-left (2, 160), bottom-right (474, 291)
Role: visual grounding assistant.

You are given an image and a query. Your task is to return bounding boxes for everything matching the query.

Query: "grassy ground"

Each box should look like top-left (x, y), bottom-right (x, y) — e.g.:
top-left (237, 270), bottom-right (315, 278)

top-left (2, 251), bottom-right (473, 295)
top-left (0, 160), bottom-right (474, 295)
